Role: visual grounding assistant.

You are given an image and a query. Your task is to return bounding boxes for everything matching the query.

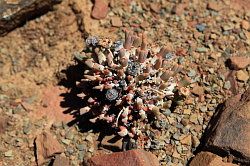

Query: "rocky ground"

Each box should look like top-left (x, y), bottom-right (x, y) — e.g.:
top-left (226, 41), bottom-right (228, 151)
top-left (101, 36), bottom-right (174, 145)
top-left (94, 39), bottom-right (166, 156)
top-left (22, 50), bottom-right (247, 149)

top-left (0, 0), bottom-right (249, 166)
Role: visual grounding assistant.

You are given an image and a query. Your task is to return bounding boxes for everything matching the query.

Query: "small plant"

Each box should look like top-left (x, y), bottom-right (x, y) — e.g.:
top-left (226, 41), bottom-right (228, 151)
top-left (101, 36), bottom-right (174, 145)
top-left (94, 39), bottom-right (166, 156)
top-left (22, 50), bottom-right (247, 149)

top-left (75, 30), bottom-right (188, 148)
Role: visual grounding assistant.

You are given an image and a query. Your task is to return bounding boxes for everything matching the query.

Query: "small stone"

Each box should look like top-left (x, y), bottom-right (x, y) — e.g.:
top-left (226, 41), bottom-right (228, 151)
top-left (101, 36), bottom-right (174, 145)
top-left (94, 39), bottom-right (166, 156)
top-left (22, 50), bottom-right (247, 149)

top-left (190, 114), bottom-right (198, 124)
top-left (91, 0), bottom-right (109, 20)
top-left (66, 147), bottom-right (74, 155)
top-left (196, 24), bottom-right (206, 32)
top-left (223, 81), bottom-right (231, 90)
top-left (236, 70), bottom-right (249, 81)
top-left (210, 53), bottom-right (221, 60)
top-left (196, 47), bottom-right (207, 53)
top-left (183, 109), bottom-right (191, 115)
top-left (241, 20), bottom-right (249, 30)
top-left (101, 135), bottom-right (123, 150)
top-left (200, 106), bottom-right (207, 112)
top-left (228, 56), bottom-right (250, 70)
top-left (111, 17), bottom-right (123, 27)
top-left (210, 33), bottom-right (217, 39)
top-left (180, 135), bottom-right (192, 146)
top-left (65, 131), bottom-right (74, 140)
top-left (162, 109), bottom-right (172, 116)
top-left (192, 86), bottom-right (204, 96)
top-left (61, 139), bottom-right (71, 145)
top-left (181, 118), bottom-right (189, 126)
top-left (4, 150), bottom-right (13, 157)
top-left (150, 3), bottom-right (161, 13)
top-left (188, 69), bottom-right (196, 77)
top-left (77, 144), bottom-right (86, 151)
top-left (207, 2), bottom-right (221, 11)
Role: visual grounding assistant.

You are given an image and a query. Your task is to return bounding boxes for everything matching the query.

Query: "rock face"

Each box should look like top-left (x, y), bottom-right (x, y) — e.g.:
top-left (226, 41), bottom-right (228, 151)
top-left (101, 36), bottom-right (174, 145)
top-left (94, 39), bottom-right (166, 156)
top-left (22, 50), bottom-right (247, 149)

top-left (204, 88), bottom-right (250, 164)
top-left (190, 151), bottom-right (237, 166)
top-left (0, 0), bottom-right (62, 36)
top-left (35, 131), bottom-right (64, 165)
top-left (87, 149), bottom-right (159, 166)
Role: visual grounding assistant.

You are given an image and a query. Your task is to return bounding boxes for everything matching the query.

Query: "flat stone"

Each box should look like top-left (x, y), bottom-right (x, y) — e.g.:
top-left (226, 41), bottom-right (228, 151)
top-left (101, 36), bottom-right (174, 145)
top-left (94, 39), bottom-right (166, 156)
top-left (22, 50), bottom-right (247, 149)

top-left (190, 151), bottom-right (237, 166)
top-left (87, 149), bottom-right (159, 166)
top-left (91, 0), bottom-right (109, 20)
top-left (228, 56), bottom-right (250, 70)
top-left (35, 131), bottom-right (64, 165)
top-left (236, 70), bottom-right (249, 82)
top-left (111, 16), bottom-right (123, 27)
top-left (0, 0), bottom-right (62, 36)
top-left (204, 88), bottom-right (250, 163)
top-left (53, 155), bottom-right (70, 166)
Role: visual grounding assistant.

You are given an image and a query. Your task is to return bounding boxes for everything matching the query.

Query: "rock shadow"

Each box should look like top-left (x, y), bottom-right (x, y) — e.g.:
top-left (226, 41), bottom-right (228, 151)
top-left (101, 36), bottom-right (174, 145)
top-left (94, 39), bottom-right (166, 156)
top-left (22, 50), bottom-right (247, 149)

top-left (58, 57), bottom-right (122, 152)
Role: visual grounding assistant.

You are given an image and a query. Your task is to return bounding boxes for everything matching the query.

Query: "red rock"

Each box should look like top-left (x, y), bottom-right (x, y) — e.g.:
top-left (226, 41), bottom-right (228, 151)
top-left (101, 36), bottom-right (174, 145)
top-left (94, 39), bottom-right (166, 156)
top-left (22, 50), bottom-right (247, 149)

top-left (241, 20), bottom-right (249, 30)
top-left (87, 149), bottom-right (159, 166)
top-left (190, 151), bottom-right (237, 166)
top-left (91, 0), bottom-right (109, 20)
top-left (228, 56), bottom-right (250, 70)
top-left (172, 4), bottom-right (186, 16)
top-left (111, 17), bottom-right (123, 27)
top-left (35, 131), bottom-right (64, 165)
top-left (204, 88), bottom-right (250, 163)
top-left (53, 155), bottom-right (70, 166)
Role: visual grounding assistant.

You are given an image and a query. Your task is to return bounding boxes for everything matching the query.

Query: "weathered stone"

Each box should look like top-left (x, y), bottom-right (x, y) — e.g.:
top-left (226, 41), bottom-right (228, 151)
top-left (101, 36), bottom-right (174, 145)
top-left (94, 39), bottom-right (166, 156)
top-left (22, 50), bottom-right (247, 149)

top-left (228, 56), bottom-right (250, 70)
top-left (87, 149), bottom-right (159, 166)
top-left (190, 151), bottom-right (237, 166)
top-left (204, 88), bottom-right (250, 164)
top-left (53, 155), bottom-right (70, 166)
top-left (35, 131), bottom-right (64, 165)
top-left (0, 0), bottom-right (62, 36)
top-left (91, 0), bottom-right (109, 20)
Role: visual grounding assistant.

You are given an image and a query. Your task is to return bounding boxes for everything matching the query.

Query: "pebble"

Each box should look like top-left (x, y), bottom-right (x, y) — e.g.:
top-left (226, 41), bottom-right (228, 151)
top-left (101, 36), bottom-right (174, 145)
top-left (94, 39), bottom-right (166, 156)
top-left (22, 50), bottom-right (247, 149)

top-left (190, 114), bottom-right (198, 124)
top-left (183, 109), bottom-right (191, 115)
top-left (223, 81), bottom-right (231, 90)
top-left (192, 86), bottom-right (204, 96)
top-left (196, 24), bottom-right (206, 32)
top-left (66, 147), bottom-right (74, 155)
top-left (65, 131), bottom-right (74, 140)
top-left (236, 70), bottom-right (249, 82)
top-left (111, 17), bottom-right (123, 27)
top-left (199, 106), bottom-right (207, 112)
top-left (188, 69), bottom-right (196, 77)
top-left (196, 47), bottom-right (207, 53)
top-left (77, 144), bottom-right (86, 151)
top-left (4, 150), bottom-right (13, 157)
top-left (61, 139), bottom-right (71, 145)
top-left (241, 20), bottom-right (249, 30)
top-left (162, 109), bottom-right (171, 116)
top-left (91, 0), bottom-right (109, 20)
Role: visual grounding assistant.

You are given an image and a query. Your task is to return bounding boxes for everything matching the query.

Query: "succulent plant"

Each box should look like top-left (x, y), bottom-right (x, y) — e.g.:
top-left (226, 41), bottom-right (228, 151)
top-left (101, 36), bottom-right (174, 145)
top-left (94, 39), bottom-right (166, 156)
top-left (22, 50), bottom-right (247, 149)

top-left (75, 30), bottom-right (187, 147)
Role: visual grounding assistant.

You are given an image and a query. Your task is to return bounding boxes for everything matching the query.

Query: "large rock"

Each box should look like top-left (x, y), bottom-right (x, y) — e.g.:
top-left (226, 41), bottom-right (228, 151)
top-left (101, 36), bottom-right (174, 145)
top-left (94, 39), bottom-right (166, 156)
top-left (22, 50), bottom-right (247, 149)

top-left (190, 151), bottom-right (237, 166)
top-left (87, 149), bottom-right (159, 166)
top-left (204, 88), bottom-right (250, 164)
top-left (91, 0), bottom-right (109, 20)
top-left (228, 56), bottom-right (250, 70)
top-left (35, 131), bottom-right (64, 165)
top-left (0, 0), bottom-right (62, 36)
